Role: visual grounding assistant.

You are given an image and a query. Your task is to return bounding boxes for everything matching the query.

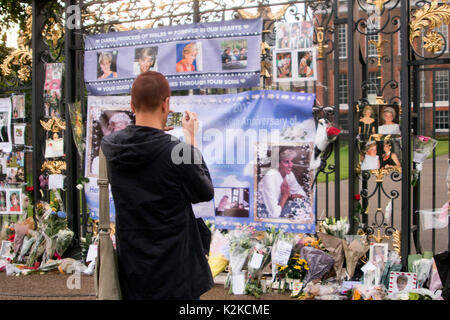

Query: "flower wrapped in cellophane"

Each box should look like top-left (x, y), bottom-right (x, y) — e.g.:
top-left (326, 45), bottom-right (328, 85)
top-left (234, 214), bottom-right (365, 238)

top-left (412, 136), bottom-right (438, 186)
top-left (321, 216), bottom-right (350, 239)
top-left (224, 225), bottom-right (255, 294)
top-left (244, 227), bottom-right (279, 298)
top-left (310, 118), bottom-right (341, 171)
top-left (269, 230), bottom-right (296, 291)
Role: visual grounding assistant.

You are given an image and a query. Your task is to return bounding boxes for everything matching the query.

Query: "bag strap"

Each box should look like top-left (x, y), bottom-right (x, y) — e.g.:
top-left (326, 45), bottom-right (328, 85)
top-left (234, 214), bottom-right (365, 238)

top-left (97, 148), bottom-right (111, 231)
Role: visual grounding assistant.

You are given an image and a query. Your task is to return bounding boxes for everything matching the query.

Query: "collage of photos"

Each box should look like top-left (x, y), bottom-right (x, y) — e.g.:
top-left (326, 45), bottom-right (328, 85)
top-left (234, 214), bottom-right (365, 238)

top-left (255, 143), bottom-right (314, 225)
top-left (214, 187), bottom-right (250, 218)
top-left (358, 104), bottom-right (402, 172)
top-left (43, 63), bottom-right (63, 118)
top-left (133, 47), bottom-right (158, 75)
top-left (274, 21), bottom-right (317, 83)
top-left (221, 39), bottom-right (248, 70)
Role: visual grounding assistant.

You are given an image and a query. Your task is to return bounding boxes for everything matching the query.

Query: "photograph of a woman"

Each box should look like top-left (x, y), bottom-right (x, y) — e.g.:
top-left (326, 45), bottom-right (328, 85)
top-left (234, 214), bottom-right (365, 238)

top-left (257, 146), bottom-right (312, 222)
top-left (176, 42), bottom-right (199, 73)
top-left (378, 105), bottom-right (401, 135)
top-left (358, 105), bottom-right (377, 141)
top-left (8, 191), bottom-right (21, 212)
top-left (134, 47), bottom-right (157, 75)
top-left (276, 52), bottom-right (292, 79)
top-left (298, 51), bottom-right (314, 78)
top-left (97, 51), bottom-right (118, 80)
top-left (360, 140), bottom-right (380, 171)
top-left (380, 139), bottom-right (400, 169)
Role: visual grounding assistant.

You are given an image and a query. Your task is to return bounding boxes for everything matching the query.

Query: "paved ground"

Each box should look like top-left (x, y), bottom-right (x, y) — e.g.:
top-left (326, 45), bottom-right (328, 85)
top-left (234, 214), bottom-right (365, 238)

top-left (0, 155), bottom-right (447, 300)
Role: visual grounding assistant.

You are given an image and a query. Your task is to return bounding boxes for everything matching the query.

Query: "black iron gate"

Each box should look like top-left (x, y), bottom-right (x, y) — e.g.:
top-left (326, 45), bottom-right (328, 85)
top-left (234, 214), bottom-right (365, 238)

top-left (19, 0), bottom-right (449, 267)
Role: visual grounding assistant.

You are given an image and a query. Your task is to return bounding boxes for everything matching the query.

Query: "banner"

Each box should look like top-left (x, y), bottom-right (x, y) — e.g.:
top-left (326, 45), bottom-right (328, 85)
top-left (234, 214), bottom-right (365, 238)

top-left (84, 19), bottom-right (262, 95)
top-left (85, 91), bottom-right (316, 233)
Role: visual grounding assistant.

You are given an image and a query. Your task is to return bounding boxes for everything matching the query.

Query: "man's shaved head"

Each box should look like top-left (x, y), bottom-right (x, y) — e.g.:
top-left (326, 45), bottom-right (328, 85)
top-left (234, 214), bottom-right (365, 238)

top-left (131, 71), bottom-right (170, 112)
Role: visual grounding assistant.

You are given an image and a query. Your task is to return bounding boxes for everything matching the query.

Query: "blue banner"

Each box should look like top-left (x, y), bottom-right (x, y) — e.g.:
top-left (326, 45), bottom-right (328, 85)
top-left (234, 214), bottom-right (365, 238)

top-left (84, 19), bottom-right (262, 94)
top-left (85, 90), bottom-right (316, 233)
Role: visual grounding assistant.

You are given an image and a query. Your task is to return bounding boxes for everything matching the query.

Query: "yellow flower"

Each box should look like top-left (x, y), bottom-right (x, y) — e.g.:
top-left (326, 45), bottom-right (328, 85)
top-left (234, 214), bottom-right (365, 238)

top-left (294, 265), bottom-right (301, 270)
top-left (304, 266), bottom-right (309, 270)
top-left (52, 207), bottom-right (57, 212)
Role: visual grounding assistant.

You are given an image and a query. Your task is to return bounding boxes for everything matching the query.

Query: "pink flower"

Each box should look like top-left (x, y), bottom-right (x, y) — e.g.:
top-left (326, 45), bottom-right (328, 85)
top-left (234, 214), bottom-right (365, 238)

top-left (418, 136), bottom-right (430, 142)
top-left (327, 126), bottom-right (341, 137)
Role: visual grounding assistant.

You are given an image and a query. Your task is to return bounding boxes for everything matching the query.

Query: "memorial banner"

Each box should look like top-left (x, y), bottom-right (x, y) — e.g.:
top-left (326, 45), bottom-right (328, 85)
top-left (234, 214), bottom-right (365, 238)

top-left (84, 19), bottom-right (262, 95)
top-left (85, 91), bottom-right (316, 233)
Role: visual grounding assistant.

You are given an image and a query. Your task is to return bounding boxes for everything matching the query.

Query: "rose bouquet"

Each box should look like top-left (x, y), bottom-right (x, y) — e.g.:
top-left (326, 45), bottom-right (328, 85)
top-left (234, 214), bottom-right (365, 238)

top-left (412, 136), bottom-right (438, 186)
top-left (322, 216), bottom-right (350, 239)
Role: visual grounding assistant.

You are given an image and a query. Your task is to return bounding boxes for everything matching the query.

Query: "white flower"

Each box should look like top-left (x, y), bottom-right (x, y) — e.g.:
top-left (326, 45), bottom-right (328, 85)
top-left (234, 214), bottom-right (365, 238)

top-left (396, 293), bottom-right (410, 300)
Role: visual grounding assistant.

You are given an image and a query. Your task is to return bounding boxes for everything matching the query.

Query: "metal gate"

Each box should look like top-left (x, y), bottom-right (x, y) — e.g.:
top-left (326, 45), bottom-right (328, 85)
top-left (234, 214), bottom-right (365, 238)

top-left (20, 0), bottom-right (449, 267)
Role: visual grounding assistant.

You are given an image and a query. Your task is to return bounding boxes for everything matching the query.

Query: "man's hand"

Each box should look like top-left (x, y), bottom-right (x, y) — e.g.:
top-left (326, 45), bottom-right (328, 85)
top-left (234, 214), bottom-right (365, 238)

top-left (182, 110), bottom-right (199, 147)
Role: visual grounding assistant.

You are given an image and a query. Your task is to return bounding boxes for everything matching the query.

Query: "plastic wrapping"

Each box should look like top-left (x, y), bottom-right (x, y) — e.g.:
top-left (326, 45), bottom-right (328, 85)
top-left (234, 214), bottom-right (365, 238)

top-left (300, 246), bottom-right (334, 285)
top-left (18, 236), bottom-right (35, 262)
top-left (317, 232), bottom-right (345, 280)
top-left (55, 229), bottom-right (74, 257)
top-left (412, 258), bottom-right (433, 288)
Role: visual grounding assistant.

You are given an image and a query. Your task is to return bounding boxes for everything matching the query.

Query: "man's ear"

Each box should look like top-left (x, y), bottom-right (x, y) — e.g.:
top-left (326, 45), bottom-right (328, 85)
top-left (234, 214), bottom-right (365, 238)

top-left (163, 97), bottom-right (170, 113)
top-left (130, 102), bottom-right (136, 114)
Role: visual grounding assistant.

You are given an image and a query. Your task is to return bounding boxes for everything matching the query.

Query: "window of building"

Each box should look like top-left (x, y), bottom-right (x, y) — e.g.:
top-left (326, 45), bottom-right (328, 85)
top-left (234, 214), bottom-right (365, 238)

top-left (338, 73), bottom-right (348, 105)
top-left (338, 24), bottom-right (347, 59)
top-left (435, 110), bottom-right (449, 130)
top-left (367, 71), bottom-right (381, 95)
top-left (434, 24), bottom-right (448, 54)
top-left (434, 70), bottom-right (449, 102)
top-left (367, 17), bottom-right (380, 57)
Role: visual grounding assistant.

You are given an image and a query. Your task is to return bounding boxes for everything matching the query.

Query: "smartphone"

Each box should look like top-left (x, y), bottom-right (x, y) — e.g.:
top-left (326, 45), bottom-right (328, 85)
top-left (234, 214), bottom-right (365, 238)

top-left (166, 112), bottom-right (183, 127)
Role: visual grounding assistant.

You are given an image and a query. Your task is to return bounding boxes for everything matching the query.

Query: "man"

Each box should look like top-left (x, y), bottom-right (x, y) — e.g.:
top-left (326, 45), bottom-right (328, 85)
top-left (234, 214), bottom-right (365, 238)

top-left (101, 71), bottom-right (214, 299)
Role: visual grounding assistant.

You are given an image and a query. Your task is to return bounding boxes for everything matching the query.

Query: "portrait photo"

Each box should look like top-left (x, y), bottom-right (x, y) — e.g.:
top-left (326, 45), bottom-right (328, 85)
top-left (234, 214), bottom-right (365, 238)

top-left (297, 49), bottom-right (316, 81)
top-left (299, 21), bottom-right (314, 49)
top-left (0, 191), bottom-right (7, 211)
top-left (369, 242), bottom-right (388, 268)
top-left (0, 240), bottom-right (12, 258)
top-left (275, 52), bottom-right (293, 81)
top-left (276, 22), bottom-right (291, 49)
top-left (0, 112), bottom-right (10, 143)
top-left (7, 189), bottom-right (22, 212)
top-left (133, 46), bottom-right (158, 75)
top-left (220, 40), bottom-right (248, 70)
top-left (359, 135), bottom-right (401, 172)
top-left (87, 109), bottom-right (135, 177)
top-left (255, 143), bottom-right (314, 224)
top-left (176, 42), bottom-right (202, 73)
top-left (12, 95), bottom-right (25, 119)
top-left (358, 104), bottom-right (378, 141)
top-left (378, 105), bottom-right (401, 136)
top-left (214, 187), bottom-right (250, 218)
top-left (388, 272), bottom-right (417, 297)
top-left (6, 151), bottom-right (24, 168)
top-left (97, 51), bottom-right (118, 80)
top-left (44, 90), bottom-right (62, 118)
top-left (6, 166), bottom-right (24, 184)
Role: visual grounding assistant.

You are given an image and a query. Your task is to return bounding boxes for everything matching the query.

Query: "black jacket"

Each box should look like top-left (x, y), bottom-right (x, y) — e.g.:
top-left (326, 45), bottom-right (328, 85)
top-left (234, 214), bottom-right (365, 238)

top-left (101, 125), bottom-right (214, 300)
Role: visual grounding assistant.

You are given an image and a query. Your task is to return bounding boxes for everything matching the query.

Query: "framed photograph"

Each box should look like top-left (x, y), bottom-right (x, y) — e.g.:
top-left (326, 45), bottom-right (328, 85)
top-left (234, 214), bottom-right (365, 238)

top-left (6, 188), bottom-right (22, 213)
top-left (214, 187), bottom-right (250, 218)
top-left (388, 272), bottom-right (417, 297)
top-left (133, 46), bottom-right (158, 75)
top-left (6, 151), bottom-right (24, 168)
top-left (220, 39), bottom-right (248, 70)
top-left (97, 51), bottom-right (118, 80)
top-left (176, 42), bottom-right (202, 73)
top-left (369, 242), bottom-right (388, 267)
top-left (12, 95), bottom-right (25, 119)
top-left (0, 240), bottom-right (12, 258)
top-left (255, 143), bottom-right (314, 224)
top-left (378, 104), bottom-right (401, 136)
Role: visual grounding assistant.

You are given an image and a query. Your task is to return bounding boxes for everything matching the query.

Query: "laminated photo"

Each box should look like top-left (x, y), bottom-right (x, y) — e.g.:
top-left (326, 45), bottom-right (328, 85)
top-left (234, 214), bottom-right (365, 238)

top-left (388, 272), bottom-right (417, 297)
top-left (12, 95), bottom-right (25, 119)
top-left (13, 124), bottom-right (26, 145)
top-left (6, 188), bottom-right (22, 213)
top-left (0, 98), bottom-right (12, 152)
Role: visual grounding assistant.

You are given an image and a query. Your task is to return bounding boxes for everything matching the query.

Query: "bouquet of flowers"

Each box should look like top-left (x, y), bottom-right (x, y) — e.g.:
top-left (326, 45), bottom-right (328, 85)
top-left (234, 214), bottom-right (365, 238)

top-left (275, 252), bottom-right (309, 295)
top-left (225, 225), bottom-right (255, 294)
top-left (321, 216), bottom-right (350, 239)
top-left (412, 136), bottom-right (438, 186)
top-left (310, 118), bottom-right (341, 171)
top-left (244, 227), bottom-right (279, 298)
top-left (270, 231), bottom-right (296, 289)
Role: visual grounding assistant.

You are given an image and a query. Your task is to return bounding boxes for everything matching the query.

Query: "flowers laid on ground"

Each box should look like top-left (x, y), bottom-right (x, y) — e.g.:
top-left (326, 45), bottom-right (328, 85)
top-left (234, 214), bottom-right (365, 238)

top-left (276, 253), bottom-right (309, 294)
top-left (412, 135), bottom-right (438, 186)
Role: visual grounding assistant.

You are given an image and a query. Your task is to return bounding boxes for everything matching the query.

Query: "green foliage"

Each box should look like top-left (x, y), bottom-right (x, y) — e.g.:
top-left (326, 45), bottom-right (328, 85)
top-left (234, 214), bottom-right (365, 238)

top-left (0, 0), bottom-right (30, 30)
